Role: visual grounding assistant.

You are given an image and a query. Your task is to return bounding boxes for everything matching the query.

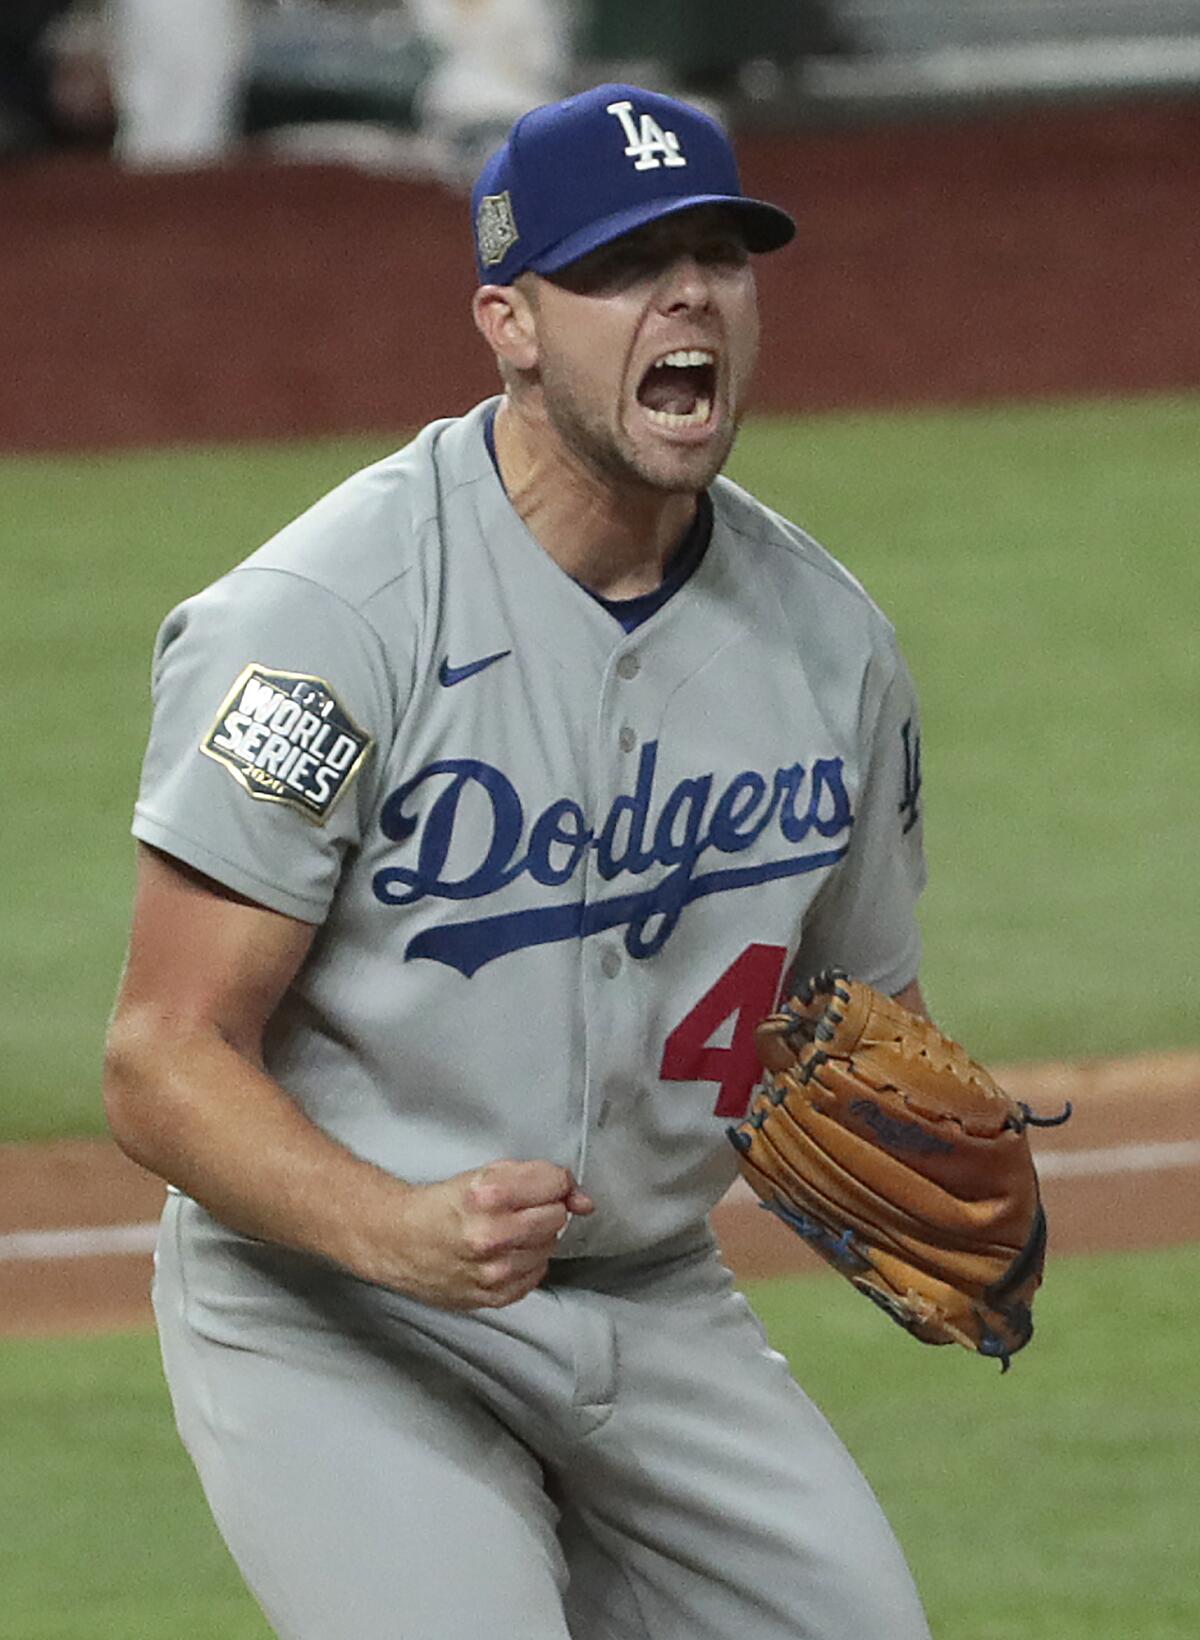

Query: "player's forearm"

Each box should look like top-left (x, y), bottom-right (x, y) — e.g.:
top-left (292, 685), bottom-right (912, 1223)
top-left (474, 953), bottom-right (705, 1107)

top-left (103, 1003), bottom-right (414, 1284)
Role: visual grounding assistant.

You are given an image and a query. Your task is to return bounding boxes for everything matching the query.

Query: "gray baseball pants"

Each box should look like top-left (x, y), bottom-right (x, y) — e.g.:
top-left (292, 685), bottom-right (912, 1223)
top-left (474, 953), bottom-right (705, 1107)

top-left (154, 1193), bottom-right (931, 1640)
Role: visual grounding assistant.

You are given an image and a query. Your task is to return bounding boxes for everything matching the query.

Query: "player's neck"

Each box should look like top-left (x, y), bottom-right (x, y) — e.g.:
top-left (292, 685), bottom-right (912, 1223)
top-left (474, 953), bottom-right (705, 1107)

top-left (493, 398), bottom-right (699, 600)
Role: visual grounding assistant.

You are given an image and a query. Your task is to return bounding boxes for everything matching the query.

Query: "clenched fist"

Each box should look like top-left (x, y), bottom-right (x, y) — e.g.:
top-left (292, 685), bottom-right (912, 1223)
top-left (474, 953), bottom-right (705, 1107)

top-left (377, 1159), bottom-right (594, 1310)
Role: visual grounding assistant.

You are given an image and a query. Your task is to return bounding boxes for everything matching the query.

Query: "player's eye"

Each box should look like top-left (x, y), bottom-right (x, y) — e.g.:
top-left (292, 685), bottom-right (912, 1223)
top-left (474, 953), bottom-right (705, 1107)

top-left (699, 238), bottom-right (750, 270)
top-left (551, 222), bottom-right (748, 295)
top-left (552, 251), bottom-right (655, 296)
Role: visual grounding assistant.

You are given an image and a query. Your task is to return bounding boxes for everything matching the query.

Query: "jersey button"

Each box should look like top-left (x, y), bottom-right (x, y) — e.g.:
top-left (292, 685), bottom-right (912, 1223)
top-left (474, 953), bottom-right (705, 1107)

top-left (616, 653), bottom-right (640, 681)
top-left (600, 947), bottom-right (622, 979)
top-left (618, 726), bottom-right (637, 753)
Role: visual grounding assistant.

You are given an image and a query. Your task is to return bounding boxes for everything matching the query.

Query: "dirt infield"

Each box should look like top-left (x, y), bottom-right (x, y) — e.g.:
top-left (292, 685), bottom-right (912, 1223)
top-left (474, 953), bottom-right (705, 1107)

top-left (2, 1049), bottom-right (1197, 1338)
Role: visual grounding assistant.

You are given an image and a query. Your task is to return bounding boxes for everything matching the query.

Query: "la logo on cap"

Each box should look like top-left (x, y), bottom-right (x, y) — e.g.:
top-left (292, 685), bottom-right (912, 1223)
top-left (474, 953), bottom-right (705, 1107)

top-left (606, 99), bottom-right (688, 171)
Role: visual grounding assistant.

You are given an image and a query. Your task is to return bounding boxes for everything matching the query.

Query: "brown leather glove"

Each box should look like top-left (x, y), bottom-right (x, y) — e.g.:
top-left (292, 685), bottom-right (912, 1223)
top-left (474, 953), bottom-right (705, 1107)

top-left (729, 970), bottom-right (1070, 1369)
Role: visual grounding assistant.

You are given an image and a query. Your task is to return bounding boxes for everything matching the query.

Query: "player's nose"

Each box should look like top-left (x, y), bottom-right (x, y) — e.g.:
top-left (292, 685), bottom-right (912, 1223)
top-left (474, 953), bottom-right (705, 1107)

top-left (657, 255), bottom-right (715, 314)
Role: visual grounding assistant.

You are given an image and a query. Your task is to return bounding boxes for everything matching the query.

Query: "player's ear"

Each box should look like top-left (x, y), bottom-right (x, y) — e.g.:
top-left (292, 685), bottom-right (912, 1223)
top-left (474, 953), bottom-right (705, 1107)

top-left (473, 282), bottom-right (539, 373)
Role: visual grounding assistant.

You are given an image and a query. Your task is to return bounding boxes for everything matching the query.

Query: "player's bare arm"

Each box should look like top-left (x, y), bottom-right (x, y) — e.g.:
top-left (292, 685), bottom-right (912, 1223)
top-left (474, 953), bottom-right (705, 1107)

top-left (104, 844), bottom-right (591, 1310)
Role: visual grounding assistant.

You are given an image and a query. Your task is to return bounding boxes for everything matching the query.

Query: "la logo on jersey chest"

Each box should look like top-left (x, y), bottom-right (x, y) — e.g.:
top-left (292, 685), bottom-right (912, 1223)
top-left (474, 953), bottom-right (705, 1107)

top-left (606, 99), bottom-right (687, 170)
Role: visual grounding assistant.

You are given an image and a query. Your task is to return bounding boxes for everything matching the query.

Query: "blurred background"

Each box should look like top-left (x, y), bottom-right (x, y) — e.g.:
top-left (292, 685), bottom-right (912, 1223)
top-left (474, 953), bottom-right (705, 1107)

top-left (5, 0), bottom-right (1200, 447)
top-left (2, 7), bottom-right (1198, 1638)
top-left (6, 0), bottom-right (1200, 168)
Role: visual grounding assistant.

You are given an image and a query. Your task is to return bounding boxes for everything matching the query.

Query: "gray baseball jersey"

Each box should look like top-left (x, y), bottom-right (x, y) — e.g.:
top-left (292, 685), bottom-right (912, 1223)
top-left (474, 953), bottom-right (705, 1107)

top-left (135, 396), bottom-right (924, 1258)
top-left (135, 396), bottom-right (925, 1257)
top-left (138, 396), bottom-right (932, 1640)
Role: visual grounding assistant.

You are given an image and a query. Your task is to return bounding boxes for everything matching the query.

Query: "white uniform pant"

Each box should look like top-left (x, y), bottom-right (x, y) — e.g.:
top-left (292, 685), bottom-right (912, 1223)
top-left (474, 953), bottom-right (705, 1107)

top-left (154, 1194), bottom-right (931, 1640)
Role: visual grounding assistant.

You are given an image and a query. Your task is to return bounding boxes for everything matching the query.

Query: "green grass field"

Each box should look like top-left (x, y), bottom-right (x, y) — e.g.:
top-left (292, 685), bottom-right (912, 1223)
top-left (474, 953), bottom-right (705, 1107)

top-left (3, 394), bottom-right (1198, 1139)
top-left (2, 1245), bottom-right (1196, 1639)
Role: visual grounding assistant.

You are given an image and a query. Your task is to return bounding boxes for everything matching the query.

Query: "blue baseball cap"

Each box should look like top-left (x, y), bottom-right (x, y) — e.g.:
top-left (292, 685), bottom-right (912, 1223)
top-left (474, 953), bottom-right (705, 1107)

top-left (471, 83), bottom-right (795, 285)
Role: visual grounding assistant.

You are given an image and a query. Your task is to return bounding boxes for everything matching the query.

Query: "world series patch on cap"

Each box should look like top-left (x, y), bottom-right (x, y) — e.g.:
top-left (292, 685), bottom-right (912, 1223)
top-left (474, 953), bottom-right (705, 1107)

top-left (201, 664), bottom-right (373, 824)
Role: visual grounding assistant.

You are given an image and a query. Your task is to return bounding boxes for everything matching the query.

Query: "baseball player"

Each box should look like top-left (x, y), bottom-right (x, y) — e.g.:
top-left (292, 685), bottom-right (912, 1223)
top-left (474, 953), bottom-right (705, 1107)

top-left (105, 84), bottom-right (932, 1640)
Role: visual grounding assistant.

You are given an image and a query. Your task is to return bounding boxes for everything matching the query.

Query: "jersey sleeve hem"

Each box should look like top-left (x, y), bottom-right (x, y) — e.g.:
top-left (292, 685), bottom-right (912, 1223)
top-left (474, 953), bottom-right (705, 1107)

top-left (131, 808), bottom-right (327, 923)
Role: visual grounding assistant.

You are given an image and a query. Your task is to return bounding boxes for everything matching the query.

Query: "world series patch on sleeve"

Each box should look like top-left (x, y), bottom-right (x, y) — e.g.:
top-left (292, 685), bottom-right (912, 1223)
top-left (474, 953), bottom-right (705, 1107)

top-left (201, 664), bottom-right (373, 823)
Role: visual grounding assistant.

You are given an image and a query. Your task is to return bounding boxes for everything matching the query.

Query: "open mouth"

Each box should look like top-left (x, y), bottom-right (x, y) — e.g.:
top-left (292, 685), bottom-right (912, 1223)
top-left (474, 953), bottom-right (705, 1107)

top-left (637, 349), bottom-right (717, 430)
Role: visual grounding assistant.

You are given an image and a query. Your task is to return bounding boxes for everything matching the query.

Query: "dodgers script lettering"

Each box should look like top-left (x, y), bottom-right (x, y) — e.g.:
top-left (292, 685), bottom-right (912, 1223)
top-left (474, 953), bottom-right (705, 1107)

top-left (372, 741), bottom-right (853, 975)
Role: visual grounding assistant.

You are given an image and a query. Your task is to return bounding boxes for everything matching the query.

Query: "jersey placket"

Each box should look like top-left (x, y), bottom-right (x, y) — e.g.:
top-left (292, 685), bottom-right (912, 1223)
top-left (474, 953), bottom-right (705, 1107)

top-left (568, 638), bottom-right (654, 1235)
top-left (559, 532), bottom-right (759, 1251)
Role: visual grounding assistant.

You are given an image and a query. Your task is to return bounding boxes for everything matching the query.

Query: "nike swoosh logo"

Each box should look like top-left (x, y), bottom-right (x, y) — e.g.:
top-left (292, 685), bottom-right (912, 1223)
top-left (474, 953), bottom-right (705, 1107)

top-left (437, 649), bottom-right (512, 687)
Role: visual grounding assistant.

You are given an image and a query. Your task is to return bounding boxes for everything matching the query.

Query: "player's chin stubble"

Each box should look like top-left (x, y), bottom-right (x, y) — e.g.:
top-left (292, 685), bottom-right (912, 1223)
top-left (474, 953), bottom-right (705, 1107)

top-left (545, 381), bottom-right (740, 499)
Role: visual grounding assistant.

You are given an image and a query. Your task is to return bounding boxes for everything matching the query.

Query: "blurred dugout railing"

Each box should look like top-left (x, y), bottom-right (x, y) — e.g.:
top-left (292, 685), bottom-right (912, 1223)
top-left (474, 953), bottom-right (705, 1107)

top-left (586, 0), bottom-right (1200, 119)
top-left (846, 0), bottom-right (1200, 48)
top-left (801, 0), bottom-right (1200, 113)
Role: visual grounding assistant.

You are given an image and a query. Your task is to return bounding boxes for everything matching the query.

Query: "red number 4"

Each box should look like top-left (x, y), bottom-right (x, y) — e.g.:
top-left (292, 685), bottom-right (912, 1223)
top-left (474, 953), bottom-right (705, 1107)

top-left (660, 943), bottom-right (789, 1118)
